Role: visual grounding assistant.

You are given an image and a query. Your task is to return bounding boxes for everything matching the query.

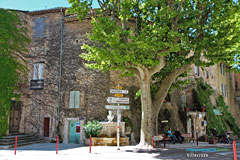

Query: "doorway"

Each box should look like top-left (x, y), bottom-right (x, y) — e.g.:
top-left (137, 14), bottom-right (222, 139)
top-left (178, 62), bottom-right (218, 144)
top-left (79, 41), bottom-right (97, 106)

top-left (9, 101), bottom-right (22, 133)
top-left (43, 118), bottom-right (50, 137)
top-left (69, 121), bottom-right (81, 144)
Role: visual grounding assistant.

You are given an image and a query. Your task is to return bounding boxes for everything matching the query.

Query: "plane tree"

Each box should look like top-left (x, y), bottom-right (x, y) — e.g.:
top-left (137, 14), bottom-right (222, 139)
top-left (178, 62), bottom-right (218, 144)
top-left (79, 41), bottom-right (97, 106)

top-left (67, 0), bottom-right (240, 146)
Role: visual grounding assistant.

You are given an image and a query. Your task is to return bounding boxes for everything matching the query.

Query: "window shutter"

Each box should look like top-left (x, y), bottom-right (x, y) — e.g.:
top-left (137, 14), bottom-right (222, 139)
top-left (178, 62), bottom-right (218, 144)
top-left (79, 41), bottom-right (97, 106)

top-left (221, 84), bottom-right (224, 96)
top-left (38, 63), bottom-right (44, 80)
top-left (69, 91), bottom-right (75, 108)
top-left (194, 66), bottom-right (199, 76)
top-left (34, 18), bottom-right (45, 38)
top-left (74, 91), bottom-right (80, 108)
top-left (33, 64), bottom-right (39, 80)
top-left (226, 85), bottom-right (228, 97)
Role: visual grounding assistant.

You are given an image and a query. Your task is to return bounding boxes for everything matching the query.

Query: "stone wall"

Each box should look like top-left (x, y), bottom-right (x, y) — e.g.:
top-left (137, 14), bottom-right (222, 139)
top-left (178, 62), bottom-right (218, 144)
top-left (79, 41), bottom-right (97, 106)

top-left (15, 10), bottom-right (140, 143)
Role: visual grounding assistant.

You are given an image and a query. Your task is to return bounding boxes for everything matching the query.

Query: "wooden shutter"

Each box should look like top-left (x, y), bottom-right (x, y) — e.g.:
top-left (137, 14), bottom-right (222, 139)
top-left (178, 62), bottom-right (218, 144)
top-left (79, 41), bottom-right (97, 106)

top-left (69, 91), bottom-right (80, 108)
top-left (38, 63), bottom-right (44, 80)
top-left (74, 91), bottom-right (80, 108)
top-left (69, 91), bottom-right (75, 108)
top-left (34, 18), bottom-right (45, 38)
top-left (33, 63), bottom-right (39, 80)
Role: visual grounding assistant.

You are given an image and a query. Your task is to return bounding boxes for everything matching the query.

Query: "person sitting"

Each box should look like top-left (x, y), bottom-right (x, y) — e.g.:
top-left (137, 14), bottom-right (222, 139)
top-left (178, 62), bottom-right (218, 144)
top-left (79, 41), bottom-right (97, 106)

top-left (212, 128), bottom-right (218, 138)
top-left (167, 128), bottom-right (176, 144)
top-left (174, 128), bottom-right (184, 143)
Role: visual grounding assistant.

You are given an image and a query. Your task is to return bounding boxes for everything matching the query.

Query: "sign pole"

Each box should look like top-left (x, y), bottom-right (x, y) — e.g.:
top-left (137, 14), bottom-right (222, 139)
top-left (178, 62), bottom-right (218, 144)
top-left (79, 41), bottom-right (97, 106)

top-left (117, 108), bottom-right (121, 150)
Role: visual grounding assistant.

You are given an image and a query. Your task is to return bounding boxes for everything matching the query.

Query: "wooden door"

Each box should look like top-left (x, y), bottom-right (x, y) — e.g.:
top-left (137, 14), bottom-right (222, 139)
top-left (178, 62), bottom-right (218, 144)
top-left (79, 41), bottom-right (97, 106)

top-left (9, 101), bottom-right (21, 133)
top-left (43, 118), bottom-right (50, 137)
top-left (69, 121), bottom-right (80, 144)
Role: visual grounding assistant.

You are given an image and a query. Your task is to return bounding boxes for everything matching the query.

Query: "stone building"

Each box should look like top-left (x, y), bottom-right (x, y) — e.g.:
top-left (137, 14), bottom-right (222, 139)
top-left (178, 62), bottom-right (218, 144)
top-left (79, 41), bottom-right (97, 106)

top-left (7, 8), bottom-right (240, 144)
top-left (158, 63), bottom-right (240, 138)
top-left (9, 8), bottom-right (139, 144)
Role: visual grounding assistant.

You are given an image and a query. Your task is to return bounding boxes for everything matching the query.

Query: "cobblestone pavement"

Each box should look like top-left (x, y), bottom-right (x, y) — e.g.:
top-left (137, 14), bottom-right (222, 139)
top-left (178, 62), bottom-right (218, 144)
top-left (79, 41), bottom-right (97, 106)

top-left (0, 142), bottom-right (239, 160)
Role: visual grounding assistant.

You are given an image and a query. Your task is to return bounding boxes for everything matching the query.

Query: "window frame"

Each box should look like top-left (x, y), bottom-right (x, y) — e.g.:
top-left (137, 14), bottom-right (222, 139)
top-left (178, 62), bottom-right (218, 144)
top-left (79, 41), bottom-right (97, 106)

top-left (33, 62), bottom-right (44, 80)
top-left (69, 91), bottom-right (80, 109)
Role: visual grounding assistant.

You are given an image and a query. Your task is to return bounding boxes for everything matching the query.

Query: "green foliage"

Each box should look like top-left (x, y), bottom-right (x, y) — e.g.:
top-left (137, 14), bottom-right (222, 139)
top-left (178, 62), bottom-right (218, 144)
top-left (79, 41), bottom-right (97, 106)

top-left (68, 0), bottom-right (240, 143)
top-left (122, 117), bottom-right (133, 131)
top-left (192, 79), bottom-right (234, 135)
top-left (0, 9), bottom-right (29, 137)
top-left (192, 79), bottom-right (214, 110)
top-left (203, 87), bottom-right (240, 136)
top-left (83, 121), bottom-right (103, 138)
top-left (68, 0), bottom-right (240, 74)
top-left (216, 96), bottom-right (240, 136)
top-left (206, 104), bottom-right (227, 135)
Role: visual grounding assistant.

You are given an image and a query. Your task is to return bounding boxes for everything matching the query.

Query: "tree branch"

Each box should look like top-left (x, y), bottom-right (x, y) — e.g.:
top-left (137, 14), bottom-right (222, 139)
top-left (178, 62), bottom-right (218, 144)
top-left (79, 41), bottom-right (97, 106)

top-left (153, 63), bottom-right (192, 111)
top-left (149, 56), bottom-right (166, 76)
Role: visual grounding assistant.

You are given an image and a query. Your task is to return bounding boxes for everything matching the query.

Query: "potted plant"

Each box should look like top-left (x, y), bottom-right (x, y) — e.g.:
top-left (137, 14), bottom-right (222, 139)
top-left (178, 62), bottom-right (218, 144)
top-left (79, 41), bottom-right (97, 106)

top-left (83, 120), bottom-right (103, 145)
top-left (201, 106), bottom-right (206, 112)
top-left (184, 107), bottom-right (190, 112)
top-left (208, 135), bottom-right (217, 144)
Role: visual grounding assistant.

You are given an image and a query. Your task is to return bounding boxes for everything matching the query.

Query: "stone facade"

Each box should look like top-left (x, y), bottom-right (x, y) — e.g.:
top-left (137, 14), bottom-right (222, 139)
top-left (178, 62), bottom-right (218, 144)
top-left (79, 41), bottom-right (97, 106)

top-left (11, 8), bottom-right (139, 144)
top-left (158, 63), bottom-right (240, 137)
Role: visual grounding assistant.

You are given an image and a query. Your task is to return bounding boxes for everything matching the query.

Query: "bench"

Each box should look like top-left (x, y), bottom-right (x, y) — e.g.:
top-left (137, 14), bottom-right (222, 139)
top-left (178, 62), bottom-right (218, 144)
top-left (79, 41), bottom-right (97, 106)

top-left (152, 134), bottom-right (172, 147)
top-left (181, 133), bottom-right (195, 143)
top-left (153, 133), bottom-right (194, 146)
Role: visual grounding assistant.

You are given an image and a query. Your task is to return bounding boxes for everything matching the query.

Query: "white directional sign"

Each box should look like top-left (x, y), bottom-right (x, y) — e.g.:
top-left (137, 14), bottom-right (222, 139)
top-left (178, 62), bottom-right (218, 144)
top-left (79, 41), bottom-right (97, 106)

top-left (107, 97), bottom-right (129, 104)
top-left (110, 89), bottom-right (129, 94)
top-left (105, 105), bottom-right (130, 110)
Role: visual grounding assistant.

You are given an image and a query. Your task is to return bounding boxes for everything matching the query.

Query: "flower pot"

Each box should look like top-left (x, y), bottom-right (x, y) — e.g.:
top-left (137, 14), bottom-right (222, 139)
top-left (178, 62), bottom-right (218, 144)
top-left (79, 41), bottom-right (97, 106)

top-left (208, 138), bottom-right (217, 144)
top-left (84, 138), bottom-right (93, 146)
top-left (184, 107), bottom-right (190, 112)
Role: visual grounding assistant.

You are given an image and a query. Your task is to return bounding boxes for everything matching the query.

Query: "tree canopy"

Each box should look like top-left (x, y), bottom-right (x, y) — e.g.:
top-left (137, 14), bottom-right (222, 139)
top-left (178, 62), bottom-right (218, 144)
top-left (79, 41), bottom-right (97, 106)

top-left (68, 0), bottom-right (240, 145)
top-left (0, 9), bottom-right (29, 136)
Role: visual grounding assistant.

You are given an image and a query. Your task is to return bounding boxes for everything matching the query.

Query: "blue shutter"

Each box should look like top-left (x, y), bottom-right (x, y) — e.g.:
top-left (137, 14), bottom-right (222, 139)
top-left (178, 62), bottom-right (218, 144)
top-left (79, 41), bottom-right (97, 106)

top-left (34, 18), bottom-right (45, 38)
top-left (74, 91), bottom-right (80, 108)
top-left (69, 91), bottom-right (75, 108)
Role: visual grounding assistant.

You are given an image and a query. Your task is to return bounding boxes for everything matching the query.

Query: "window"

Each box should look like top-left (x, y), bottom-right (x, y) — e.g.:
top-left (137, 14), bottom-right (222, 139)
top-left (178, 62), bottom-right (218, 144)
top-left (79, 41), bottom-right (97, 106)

top-left (33, 63), bottom-right (44, 80)
top-left (221, 84), bottom-right (228, 97)
top-left (228, 72), bottom-right (232, 80)
top-left (69, 91), bottom-right (80, 108)
top-left (226, 85), bottom-right (228, 97)
top-left (194, 66), bottom-right (199, 76)
top-left (220, 63), bottom-right (225, 75)
top-left (205, 71), bottom-right (209, 79)
top-left (34, 18), bottom-right (45, 38)
top-left (221, 84), bottom-right (225, 96)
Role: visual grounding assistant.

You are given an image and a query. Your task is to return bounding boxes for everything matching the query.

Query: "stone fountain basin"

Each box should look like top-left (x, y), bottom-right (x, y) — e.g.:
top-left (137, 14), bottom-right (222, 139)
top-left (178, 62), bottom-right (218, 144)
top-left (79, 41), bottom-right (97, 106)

top-left (85, 137), bottom-right (129, 146)
top-left (99, 122), bottom-right (126, 137)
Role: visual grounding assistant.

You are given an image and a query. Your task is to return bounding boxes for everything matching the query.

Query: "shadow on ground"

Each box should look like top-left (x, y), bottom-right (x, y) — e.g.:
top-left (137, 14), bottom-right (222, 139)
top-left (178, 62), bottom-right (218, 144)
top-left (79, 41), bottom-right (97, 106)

top-left (0, 143), bottom-right (82, 151)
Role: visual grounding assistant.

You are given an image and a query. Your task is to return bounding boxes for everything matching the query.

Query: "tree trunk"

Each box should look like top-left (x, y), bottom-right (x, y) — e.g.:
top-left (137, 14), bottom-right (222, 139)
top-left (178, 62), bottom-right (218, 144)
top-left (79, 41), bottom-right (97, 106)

top-left (138, 71), bottom-right (158, 146)
top-left (137, 64), bottom-right (192, 146)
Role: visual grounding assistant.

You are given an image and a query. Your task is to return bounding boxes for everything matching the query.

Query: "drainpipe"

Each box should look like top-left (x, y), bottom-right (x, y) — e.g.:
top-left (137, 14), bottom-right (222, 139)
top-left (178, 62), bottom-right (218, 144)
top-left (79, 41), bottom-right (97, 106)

top-left (57, 8), bottom-right (64, 129)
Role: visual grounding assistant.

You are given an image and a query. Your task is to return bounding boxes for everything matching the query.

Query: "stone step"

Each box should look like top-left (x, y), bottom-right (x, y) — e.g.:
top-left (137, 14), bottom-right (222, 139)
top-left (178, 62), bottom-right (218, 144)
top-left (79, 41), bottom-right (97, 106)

top-left (0, 134), bottom-right (37, 142)
top-left (0, 139), bottom-right (47, 149)
top-left (0, 137), bottom-right (47, 145)
top-left (0, 134), bottom-right (49, 149)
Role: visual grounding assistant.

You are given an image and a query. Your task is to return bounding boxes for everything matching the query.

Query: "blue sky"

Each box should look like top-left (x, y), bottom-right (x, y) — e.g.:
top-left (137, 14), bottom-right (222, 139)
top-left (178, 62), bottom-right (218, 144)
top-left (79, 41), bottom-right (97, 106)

top-left (0, 0), bottom-right (98, 11)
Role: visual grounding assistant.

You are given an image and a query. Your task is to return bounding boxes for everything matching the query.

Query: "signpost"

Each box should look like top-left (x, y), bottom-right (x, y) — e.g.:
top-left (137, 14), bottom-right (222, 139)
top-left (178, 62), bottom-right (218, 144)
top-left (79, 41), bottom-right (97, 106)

top-left (107, 97), bottom-right (129, 104)
top-left (106, 85), bottom-right (130, 150)
top-left (105, 105), bottom-right (130, 110)
top-left (110, 89), bottom-right (129, 94)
